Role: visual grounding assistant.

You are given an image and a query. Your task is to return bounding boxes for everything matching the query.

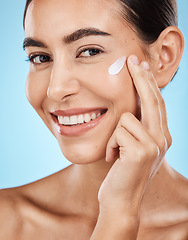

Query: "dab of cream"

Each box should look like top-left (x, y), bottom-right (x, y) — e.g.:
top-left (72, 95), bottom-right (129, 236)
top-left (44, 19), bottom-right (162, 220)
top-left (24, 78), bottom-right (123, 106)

top-left (108, 56), bottom-right (126, 75)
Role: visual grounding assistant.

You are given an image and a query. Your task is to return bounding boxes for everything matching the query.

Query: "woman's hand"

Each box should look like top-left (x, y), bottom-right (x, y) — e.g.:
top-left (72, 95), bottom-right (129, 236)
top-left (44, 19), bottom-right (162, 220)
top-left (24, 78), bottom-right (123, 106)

top-left (91, 55), bottom-right (172, 239)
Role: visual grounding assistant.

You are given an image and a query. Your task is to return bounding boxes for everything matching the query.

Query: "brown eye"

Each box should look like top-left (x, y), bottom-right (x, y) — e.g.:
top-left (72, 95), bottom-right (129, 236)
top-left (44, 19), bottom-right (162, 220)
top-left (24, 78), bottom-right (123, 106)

top-left (78, 48), bottom-right (102, 58)
top-left (29, 54), bottom-right (52, 64)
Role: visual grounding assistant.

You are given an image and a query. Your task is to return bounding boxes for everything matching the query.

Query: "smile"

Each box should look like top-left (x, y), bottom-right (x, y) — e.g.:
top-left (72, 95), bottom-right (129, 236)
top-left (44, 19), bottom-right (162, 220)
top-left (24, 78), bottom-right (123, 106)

top-left (51, 108), bottom-right (108, 136)
top-left (57, 111), bottom-right (104, 126)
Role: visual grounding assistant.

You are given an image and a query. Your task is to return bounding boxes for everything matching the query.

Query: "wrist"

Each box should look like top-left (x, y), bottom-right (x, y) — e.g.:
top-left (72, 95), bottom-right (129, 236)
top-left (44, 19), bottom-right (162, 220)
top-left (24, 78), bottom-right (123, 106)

top-left (99, 198), bottom-right (140, 219)
top-left (91, 211), bottom-right (140, 240)
top-left (99, 208), bottom-right (140, 227)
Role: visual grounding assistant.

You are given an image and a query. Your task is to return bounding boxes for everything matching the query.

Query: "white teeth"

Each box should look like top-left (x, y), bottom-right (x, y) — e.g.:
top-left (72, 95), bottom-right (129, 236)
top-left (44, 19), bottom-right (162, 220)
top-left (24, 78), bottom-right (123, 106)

top-left (84, 113), bottom-right (91, 123)
top-left (91, 113), bottom-right (97, 120)
top-left (64, 116), bottom-right (70, 125)
top-left (78, 115), bottom-right (84, 124)
top-left (58, 116), bottom-right (64, 124)
top-left (57, 111), bottom-right (105, 125)
top-left (70, 115), bottom-right (77, 125)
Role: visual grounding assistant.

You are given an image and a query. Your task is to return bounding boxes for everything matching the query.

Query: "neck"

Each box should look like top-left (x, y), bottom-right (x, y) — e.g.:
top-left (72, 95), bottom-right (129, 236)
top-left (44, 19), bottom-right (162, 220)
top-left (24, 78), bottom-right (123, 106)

top-left (139, 159), bottom-right (177, 225)
top-left (69, 158), bottom-right (113, 217)
top-left (68, 157), bottom-right (175, 220)
top-left (142, 158), bottom-right (174, 202)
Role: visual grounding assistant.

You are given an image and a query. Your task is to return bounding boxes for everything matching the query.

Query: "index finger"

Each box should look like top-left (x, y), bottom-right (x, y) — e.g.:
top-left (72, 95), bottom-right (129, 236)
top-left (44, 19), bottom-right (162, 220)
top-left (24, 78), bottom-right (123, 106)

top-left (127, 55), bottom-right (166, 144)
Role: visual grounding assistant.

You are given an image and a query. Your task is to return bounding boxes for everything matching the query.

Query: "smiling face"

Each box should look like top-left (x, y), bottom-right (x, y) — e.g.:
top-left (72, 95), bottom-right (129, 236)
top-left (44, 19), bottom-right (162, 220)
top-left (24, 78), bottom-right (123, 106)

top-left (24, 0), bottom-right (149, 164)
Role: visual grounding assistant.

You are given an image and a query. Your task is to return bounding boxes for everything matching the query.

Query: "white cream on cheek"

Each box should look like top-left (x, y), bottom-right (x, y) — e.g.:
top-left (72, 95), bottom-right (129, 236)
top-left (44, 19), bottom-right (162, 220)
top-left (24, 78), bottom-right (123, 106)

top-left (108, 56), bottom-right (126, 75)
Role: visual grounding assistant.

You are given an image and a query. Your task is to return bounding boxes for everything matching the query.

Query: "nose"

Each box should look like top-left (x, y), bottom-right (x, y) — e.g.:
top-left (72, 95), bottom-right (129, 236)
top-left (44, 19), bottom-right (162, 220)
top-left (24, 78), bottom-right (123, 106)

top-left (47, 62), bottom-right (80, 102)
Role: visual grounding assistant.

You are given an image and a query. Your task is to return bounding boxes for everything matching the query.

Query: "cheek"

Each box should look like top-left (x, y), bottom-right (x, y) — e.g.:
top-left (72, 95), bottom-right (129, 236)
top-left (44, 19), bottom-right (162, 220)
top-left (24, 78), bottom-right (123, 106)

top-left (25, 70), bottom-right (52, 129)
top-left (25, 70), bottom-right (49, 111)
top-left (78, 61), bottom-right (138, 115)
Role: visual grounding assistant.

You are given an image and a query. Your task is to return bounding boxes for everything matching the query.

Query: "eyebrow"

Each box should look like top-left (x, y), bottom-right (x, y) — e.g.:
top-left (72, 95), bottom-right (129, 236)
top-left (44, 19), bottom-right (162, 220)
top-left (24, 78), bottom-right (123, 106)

top-left (23, 28), bottom-right (111, 50)
top-left (63, 28), bottom-right (111, 44)
top-left (23, 38), bottom-right (47, 50)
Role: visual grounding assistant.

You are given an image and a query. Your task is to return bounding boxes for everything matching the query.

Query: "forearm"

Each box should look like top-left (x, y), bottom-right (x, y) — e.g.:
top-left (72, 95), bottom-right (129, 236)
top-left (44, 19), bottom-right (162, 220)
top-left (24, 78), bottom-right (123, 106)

top-left (90, 211), bottom-right (140, 240)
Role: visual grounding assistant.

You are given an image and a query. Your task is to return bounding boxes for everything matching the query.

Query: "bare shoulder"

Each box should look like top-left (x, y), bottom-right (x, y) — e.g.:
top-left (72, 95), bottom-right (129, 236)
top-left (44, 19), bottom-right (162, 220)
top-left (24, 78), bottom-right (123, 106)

top-left (139, 173), bottom-right (188, 240)
top-left (0, 188), bottom-right (24, 240)
top-left (162, 170), bottom-right (188, 239)
top-left (174, 170), bottom-right (188, 209)
top-left (0, 167), bottom-right (72, 240)
top-left (0, 165), bottom-right (72, 239)
top-left (15, 165), bottom-right (73, 211)
top-left (140, 167), bottom-right (188, 240)
top-left (166, 169), bottom-right (188, 230)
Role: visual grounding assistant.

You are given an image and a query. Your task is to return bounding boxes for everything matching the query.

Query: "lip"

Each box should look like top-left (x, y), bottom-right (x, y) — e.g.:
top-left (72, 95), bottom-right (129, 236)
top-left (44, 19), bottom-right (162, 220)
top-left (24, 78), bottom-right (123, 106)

top-left (51, 108), bottom-right (108, 136)
top-left (51, 107), bottom-right (105, 117)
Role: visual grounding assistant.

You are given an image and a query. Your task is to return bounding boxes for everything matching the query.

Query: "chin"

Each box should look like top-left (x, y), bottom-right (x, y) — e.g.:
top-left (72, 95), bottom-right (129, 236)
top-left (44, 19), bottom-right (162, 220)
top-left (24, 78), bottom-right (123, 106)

top-left (57, 138), bottom-right (107, 165)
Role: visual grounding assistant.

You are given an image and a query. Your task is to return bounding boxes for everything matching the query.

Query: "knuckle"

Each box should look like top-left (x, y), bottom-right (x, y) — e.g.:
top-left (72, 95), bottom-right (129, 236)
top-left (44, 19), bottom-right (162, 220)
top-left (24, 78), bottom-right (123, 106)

top-left (166, 133), bottom-right (173, 149)
top-left (134, 142), bottom-right (159, 165)
top-left (159, 139), bottom-right (167, 151)
top-left (148, 143), bottom-right (159, 158)
top-left (156, 133), bottom-right (167, 151)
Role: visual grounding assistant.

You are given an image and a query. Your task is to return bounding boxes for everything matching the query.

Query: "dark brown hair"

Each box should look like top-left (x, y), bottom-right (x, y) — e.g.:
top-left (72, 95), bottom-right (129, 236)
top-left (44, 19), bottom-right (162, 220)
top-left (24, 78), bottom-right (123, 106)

top-left (118, 0), bottom-right (177, 44)
top-left (23, 0), bottom-right (178, 44)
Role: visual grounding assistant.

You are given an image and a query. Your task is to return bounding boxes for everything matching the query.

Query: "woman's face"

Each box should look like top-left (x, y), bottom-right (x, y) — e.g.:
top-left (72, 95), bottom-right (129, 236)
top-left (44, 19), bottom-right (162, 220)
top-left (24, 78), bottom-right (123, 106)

top-left (24, 0), bottom-right (149, 164)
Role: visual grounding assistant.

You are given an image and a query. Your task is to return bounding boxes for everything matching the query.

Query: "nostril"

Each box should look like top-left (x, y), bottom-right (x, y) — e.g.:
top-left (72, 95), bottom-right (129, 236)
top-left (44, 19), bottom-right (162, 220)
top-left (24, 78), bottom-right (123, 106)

top-left (47, 81), bottom-right (80, 102)
top-left (61, 93), bottom-right (74, 101)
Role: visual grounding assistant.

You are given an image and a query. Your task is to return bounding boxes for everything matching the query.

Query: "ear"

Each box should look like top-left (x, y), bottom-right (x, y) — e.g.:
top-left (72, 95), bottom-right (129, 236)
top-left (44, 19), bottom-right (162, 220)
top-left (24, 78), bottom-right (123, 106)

top-left (149, 26), bottom-right (184, 88)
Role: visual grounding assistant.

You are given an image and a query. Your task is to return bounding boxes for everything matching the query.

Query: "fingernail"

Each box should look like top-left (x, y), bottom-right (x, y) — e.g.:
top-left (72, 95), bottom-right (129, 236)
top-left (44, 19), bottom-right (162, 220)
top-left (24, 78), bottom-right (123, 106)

top-left (130, 55), bottom-right (140, 65)
top-left (143, 61), bottom-right (150, 71)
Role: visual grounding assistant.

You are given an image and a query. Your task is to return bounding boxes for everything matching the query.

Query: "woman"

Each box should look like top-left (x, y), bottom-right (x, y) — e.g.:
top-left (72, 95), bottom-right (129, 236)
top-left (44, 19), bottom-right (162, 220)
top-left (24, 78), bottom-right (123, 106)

top-left (0, 0), bottom-right (188, 239)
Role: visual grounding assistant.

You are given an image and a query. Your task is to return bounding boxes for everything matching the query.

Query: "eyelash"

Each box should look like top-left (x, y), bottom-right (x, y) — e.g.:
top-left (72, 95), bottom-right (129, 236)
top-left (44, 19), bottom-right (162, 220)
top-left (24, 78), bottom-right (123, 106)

top-left (27, 47), bottom-right (103, 65)
top-left (27, 54), bottom-right (52, 65)
top-left (76, 47), bottom-right (103, 58)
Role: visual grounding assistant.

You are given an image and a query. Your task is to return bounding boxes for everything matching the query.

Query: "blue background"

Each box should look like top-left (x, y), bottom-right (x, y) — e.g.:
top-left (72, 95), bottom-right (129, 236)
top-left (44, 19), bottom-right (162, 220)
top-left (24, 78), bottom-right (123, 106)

top-left (0, 1), bottom-right (187, 188)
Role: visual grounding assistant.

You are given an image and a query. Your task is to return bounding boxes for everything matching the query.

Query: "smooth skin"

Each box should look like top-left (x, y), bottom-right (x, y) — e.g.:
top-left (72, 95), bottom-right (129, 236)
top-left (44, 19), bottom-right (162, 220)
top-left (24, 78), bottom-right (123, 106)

top-left (0, 0), bottom-right (188, 239)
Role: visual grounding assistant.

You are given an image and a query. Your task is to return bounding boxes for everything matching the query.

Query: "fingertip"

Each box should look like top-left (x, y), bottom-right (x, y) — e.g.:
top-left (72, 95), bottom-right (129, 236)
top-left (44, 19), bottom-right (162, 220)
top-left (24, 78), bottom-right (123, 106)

top-left (141, 61), bottom-right (150, 71)
top-left (105, 158), bottom-right (111, 163)
top-left (128, 55), bottom-right (140, 65)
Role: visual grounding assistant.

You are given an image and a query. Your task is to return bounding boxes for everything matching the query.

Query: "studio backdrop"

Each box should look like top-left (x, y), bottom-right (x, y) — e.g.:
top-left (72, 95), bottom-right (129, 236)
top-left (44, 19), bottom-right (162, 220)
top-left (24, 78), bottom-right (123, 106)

top-left (0, 0), bottom-right (188, 188)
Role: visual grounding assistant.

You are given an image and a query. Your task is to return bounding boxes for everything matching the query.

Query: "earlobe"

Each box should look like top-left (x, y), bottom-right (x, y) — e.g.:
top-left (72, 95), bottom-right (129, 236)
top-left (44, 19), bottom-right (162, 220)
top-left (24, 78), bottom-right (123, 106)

top-left (152, 26), bottom-right (184, 88)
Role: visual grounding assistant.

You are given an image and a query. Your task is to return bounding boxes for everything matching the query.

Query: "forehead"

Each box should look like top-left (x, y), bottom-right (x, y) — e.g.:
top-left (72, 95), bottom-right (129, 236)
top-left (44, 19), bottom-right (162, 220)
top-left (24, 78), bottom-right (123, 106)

top-left (25, 0), bottom-right (126, 38)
